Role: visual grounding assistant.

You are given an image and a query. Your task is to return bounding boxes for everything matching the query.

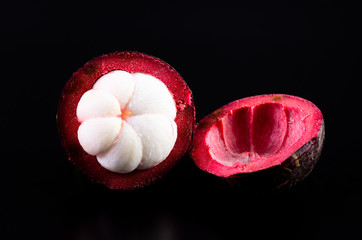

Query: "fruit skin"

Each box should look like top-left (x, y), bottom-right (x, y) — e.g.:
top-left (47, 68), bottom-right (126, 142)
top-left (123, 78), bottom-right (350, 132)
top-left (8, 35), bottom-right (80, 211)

top-left (226, 121), bottom-right (325, 192)
top-left (57, 51), bottom-right (195, 190)
top-left (190, 94), bottom-right (324, 192)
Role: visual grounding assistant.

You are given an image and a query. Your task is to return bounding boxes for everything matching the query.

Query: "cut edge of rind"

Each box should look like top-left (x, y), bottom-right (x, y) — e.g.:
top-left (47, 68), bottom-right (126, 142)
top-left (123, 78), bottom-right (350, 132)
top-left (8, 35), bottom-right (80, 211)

top-left (191, 94), bottom-right (324, 178)
top-left (57, 51), bottom-right (196, 190)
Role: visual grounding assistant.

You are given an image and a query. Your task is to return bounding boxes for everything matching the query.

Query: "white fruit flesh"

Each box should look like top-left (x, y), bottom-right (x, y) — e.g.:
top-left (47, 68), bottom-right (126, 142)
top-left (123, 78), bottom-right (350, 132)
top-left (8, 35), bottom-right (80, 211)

top-left (76, 90), bottom-right (121, 122)
top-left (93, 70), bottom-right (135, 109)
top-left (127, 114), bottom-right (178, 170)
top-left (78, 117), bottom-right (123, 156)
top-left (96, 122), bottom-right (143, 173)
top-left (76, 70), bottom-right (177, 173)
top-left (127, 73), bottom-right (177, 119)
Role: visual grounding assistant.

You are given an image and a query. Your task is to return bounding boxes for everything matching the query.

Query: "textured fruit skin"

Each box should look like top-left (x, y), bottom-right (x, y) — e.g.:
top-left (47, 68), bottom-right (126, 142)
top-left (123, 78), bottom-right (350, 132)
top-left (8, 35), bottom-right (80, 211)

top-left (226, 121), bottom-right (325, 193)
top-left (57, 52), bottom-right (195, 190)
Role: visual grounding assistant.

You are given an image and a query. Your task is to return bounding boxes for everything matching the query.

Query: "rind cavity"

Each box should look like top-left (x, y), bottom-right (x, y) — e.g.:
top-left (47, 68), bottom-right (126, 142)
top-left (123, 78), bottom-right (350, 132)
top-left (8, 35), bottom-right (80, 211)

top-left (206, 103), bottom-right (308, 168)
top-left (76, 70), bottom-right (177, 173)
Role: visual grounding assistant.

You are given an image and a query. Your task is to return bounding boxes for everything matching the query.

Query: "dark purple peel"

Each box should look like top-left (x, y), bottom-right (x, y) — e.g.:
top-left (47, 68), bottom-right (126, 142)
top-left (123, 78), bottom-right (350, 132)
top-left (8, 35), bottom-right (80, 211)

top-left (226, 121), bottom-right (325, 193)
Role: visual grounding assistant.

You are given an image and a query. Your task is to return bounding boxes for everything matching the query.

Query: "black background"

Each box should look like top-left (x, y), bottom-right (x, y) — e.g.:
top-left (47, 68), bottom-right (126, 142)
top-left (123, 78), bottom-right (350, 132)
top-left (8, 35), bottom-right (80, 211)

top-left (2, 1), bottom-right (361, 239)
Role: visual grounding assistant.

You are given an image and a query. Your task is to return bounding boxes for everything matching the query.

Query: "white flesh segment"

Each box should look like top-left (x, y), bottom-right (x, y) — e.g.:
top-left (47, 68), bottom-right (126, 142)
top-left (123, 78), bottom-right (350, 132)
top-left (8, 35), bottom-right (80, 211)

top-left (127, 73), bottom-right (177, 119)
top-left (76, 89), bottom-right (121, 122)
top-left (93, 70), bottom-right (135, 109)
top-left (77, 117), bottom-right (123, 156)
top-left (127, 114), bottom-right (177, 170)
top-left (97, 122), bottom-right (143, 173)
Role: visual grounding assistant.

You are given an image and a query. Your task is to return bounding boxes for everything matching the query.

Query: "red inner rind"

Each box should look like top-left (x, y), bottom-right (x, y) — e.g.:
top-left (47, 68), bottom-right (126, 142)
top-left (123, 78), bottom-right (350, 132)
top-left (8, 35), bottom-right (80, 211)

top-left (57, 52), bottom-right (195, 189)
top-left (191, 94), bottom-right (323, 177)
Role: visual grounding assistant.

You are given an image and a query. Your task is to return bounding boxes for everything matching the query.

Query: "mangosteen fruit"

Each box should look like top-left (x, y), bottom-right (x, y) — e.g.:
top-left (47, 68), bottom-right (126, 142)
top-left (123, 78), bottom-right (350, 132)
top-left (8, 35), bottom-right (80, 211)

top-left (57, 52), bottom-right (195, 190)
top-left (191, 94), bottom-right (324, 192)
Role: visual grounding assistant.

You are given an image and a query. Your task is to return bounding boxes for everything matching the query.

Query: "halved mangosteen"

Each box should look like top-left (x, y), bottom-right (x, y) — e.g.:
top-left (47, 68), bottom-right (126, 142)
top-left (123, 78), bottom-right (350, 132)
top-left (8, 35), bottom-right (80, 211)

top-left (57, 52), bottom-right (195, 190)
top-left (191, 94), bottom-right (324, 192)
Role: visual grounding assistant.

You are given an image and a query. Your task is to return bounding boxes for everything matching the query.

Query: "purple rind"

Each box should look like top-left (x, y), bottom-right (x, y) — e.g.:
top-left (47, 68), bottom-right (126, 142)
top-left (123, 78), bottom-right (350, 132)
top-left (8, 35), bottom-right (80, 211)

top-left (225, 120), bottom-right (325, 193)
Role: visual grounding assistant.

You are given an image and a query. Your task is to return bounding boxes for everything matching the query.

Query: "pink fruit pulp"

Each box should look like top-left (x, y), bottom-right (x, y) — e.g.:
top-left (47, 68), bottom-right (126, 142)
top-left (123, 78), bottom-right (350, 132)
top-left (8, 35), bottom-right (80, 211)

top-left (191, 94), bottom-right (323, 177)
top-left (57, 52), bottom-right (195, 190)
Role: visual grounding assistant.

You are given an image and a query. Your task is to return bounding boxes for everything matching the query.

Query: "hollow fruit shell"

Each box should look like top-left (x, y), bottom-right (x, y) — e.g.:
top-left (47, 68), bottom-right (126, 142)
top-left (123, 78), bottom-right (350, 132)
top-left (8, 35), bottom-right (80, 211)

top-left (191, 94), bottom-right (324, 192)
top-left (57, 52), bottom-right (195, 190)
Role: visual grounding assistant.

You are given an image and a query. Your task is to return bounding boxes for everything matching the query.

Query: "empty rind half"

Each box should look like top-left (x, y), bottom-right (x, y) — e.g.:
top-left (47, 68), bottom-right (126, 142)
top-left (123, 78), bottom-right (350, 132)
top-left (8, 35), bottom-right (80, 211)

top-left (191, 94), bottom-right (324, 179)
top-left (57, 52), bottom-right (195, 190)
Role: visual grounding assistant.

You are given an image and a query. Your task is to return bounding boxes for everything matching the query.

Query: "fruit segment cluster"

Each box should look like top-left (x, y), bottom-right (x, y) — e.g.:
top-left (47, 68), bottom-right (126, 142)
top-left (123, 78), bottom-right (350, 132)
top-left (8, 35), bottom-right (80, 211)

top-left (76, 70), bottom-right (177, 173)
